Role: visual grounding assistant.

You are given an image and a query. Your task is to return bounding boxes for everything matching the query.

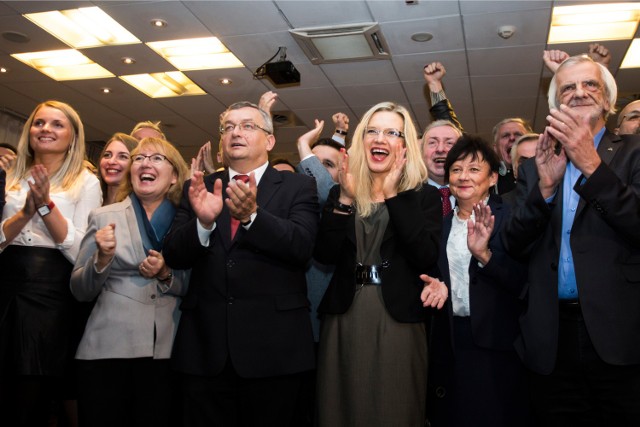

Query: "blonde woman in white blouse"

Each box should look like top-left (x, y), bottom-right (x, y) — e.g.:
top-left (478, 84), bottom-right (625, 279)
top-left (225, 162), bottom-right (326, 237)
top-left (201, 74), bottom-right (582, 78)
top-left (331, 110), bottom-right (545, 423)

top-left (0, 100), bottom-right (101, 426)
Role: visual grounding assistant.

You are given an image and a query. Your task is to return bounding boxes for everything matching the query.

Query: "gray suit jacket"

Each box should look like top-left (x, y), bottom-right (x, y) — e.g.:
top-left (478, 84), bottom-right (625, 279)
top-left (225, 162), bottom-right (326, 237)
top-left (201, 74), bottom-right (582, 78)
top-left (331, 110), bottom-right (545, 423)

top-left (70, 196), bottom-right (189, 360)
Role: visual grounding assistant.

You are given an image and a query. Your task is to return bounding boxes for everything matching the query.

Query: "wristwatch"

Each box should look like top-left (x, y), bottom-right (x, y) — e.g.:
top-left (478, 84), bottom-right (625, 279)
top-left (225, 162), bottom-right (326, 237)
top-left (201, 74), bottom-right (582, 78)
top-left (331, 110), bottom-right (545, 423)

top-left (37, 200), bottom-right (55, 217)
top-left (334, 129), bottom-right (348, 136)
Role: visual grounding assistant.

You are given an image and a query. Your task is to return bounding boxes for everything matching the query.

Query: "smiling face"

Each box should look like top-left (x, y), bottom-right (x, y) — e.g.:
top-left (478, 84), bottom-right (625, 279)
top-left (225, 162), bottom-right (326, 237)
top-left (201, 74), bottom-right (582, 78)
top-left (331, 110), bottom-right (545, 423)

top-left (422, 125), bottom-right (459, 185)
top-left (131, 146), bottom-right (177, 203)
top-left (363, 111), bottom-right (405, 177)
top-left (221, 106), bottom-right (274, 173)
top-left (495, 121), bottom-right (527, 166)
top-left (555, 61), bottom-right (610, 124)
top-left (100, 140), bottom-right (131, 188)
top-left (448, 153), bottom-right (497, 206)
top-left (312, 144), bottom-right (340, 182)
top-left (29, 106), bottom-right (74, 158)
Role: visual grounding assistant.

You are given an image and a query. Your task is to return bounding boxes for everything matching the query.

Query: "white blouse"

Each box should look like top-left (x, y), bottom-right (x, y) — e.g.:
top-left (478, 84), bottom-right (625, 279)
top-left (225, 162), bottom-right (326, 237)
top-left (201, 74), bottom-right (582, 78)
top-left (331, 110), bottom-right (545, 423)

top-left (0, 168), bottom-right (102, 263)
top-left (447, 208), bottom-right (474, 317)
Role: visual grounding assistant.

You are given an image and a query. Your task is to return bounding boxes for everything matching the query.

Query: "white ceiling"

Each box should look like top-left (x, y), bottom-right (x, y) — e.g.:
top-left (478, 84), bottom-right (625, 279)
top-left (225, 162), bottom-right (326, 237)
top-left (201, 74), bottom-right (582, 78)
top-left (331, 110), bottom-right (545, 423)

top-left (0, 0), bottom-right (639, 162)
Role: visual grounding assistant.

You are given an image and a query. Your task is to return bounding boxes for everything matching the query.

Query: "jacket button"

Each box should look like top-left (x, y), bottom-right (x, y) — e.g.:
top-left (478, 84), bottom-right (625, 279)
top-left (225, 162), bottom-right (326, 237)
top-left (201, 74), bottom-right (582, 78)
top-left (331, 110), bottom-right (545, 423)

top-left (435, 386), bottom-right (446, 398)
top-left (150, 294), bottom-right (156, 300)
top-left (227, 297), bottom-right (234, 304)
top-left (227, 259), bottom-right (235, 268)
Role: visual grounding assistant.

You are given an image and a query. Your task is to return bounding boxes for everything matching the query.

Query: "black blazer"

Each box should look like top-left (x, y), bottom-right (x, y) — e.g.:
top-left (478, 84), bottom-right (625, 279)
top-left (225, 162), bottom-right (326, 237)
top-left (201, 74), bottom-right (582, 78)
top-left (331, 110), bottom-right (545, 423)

top-left (430, 194), bottom-right (527, 355)
top-left (315, 184), bottom-right (441, 323)
top-left (503, 130), bottom-right (640, 374)
top-left (164, 167), bottom-right (319, 378)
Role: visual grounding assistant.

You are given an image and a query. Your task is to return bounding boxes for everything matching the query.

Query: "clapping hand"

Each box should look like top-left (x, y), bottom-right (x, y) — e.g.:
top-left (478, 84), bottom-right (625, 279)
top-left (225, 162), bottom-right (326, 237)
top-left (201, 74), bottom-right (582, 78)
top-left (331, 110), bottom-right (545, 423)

top-left (467, 202), bottom-right (494, 265)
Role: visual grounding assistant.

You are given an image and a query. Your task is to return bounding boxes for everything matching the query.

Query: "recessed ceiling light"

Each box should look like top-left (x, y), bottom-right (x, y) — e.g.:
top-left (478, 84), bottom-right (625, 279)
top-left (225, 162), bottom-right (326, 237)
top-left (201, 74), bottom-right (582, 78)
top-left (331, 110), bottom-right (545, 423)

top-left (101, 87), bottom-right (111, 94)
top-left (621, 38), bottom-right (640, 68)
top-left (24, 6), bottom-right (140, 49)
top-left (121, 57), bottom-right (136, 65)
top-left (11, 49), bottom-right (115, 80)
top-left (0, 67), bottom-right (8, 73)
top-left (411, 32), bottom-right (433, 42)
top-left (151, 19), bottom-right (167, 28)
top-left (147, 37), bottom-right (244, 71)
top-left (219, 78), bottom-right (232, 85)
top-left (548, 3), bottom-right (640, 44)
top-left (120, 71), bottom-right (206, 98)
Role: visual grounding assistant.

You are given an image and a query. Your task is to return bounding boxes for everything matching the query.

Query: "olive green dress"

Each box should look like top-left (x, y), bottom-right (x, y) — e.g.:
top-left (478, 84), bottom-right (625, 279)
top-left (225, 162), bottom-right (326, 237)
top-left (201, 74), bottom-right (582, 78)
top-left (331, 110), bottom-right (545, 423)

top-left (317, 204), bottom-right (428, 427)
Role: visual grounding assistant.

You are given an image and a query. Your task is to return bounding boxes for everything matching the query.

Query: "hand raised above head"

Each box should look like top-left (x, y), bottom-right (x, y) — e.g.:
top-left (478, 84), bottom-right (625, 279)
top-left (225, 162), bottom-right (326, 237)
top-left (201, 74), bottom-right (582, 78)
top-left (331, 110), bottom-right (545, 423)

top-left (332, 112), bottom-right (349, 133)
top-left (423, 62), bottom-right (445, 83)
top-left (258, 91), bottom-right (278, 115)
top-left (543, 50), bottom-right (569, 73)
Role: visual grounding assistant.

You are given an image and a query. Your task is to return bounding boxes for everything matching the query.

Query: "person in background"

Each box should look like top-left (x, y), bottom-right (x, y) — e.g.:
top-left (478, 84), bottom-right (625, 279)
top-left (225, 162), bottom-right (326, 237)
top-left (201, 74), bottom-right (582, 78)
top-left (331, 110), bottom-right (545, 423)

top-left (271, 157), bottom-right (296, 172)
top-left (131, 120), bottom-right (166, 141)
top-left (0, 100), bottom-right (102, 426)
top-left (615, 99), bottom-right (640, 135)
top-left (422, 120), bottom-right (463, 216)
top-left (71, 137), bottom-right (189, 427)
top-left (315, 101), bottom-right (446, 427)
top-left (501, 133), bottom-right (539, 206)
top-left (425, 135), bottom-right (530, 427)
top-left (98, 133), bottom-right (139, 206)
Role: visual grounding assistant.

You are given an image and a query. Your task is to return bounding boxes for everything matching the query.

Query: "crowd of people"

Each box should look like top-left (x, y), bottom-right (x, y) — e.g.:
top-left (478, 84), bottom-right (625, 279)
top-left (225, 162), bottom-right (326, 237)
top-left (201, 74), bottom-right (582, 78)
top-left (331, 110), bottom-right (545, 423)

top-left (0, 42), bottom-right (639, 427)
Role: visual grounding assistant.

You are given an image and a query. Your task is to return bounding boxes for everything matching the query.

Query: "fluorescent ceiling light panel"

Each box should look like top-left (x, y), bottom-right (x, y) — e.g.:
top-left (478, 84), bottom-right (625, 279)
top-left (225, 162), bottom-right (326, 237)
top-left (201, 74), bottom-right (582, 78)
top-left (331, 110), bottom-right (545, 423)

top-left (290, 23), bottom-right (390, 64)
top-left (24, 7), bottom-right (140, 48)
top-left (12, 49), bottom-right (114, 80)
top-left (120, 72), bottom-right (206, 98)
top-left (548, 3), bottom-right (640, 44)
top-left (621, 38), bottom-right (640, 68)
top-left (147, 37), bottom-right (244, 71)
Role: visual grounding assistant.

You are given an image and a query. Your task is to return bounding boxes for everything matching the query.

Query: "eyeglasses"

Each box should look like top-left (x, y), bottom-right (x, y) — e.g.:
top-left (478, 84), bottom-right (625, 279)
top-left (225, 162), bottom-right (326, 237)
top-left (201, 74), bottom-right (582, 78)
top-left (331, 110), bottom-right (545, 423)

top-left (364, 127), bottom-right (405, 140)
top-left (220, 122), bottom-right (271, 135)
top-left (132, 153), bottom-right (169, 165)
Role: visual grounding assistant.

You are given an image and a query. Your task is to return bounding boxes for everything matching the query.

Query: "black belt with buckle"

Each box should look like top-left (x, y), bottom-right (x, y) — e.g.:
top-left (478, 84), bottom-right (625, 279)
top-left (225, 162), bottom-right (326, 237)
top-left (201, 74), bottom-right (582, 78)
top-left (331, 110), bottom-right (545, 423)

top-left (355, 263), bottom-right (385, 287)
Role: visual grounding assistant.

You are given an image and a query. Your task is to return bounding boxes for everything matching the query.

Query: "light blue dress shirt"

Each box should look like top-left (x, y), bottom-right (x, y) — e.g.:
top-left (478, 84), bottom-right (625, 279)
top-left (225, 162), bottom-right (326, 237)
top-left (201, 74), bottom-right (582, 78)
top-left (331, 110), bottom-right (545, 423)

top-left (558, 127), bottom-right (605, 299)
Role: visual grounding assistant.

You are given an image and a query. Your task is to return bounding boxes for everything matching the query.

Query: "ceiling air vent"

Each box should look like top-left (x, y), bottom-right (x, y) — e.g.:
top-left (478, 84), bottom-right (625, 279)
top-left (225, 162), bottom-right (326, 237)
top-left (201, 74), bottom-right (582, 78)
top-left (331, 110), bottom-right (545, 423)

top-left (290, 22), bottom-right (390, 65)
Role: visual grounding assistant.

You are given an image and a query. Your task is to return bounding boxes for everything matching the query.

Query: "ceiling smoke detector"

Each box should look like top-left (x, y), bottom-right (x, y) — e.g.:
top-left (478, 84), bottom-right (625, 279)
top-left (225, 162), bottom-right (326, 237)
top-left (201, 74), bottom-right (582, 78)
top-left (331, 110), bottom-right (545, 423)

top-left (498, 25), bottom-right (516, 39)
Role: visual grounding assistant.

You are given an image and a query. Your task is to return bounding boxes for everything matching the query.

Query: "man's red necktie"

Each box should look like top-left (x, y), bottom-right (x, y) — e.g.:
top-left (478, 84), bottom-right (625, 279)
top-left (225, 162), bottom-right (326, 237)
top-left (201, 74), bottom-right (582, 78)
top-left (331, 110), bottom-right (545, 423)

top-left (439, 186), bottom-right (453, 217)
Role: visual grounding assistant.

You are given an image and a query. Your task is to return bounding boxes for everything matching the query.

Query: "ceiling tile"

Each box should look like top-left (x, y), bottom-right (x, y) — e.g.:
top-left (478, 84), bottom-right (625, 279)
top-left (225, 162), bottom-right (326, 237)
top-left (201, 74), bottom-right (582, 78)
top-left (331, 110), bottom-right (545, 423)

top-left (184, 1), bottom-right (289, 36)
top-left (367, 0), bottom-right (460, 22)
top-left (463, 9), bottom-right (551, 50)
top-left (381, 16), bottom-right (465, 56)
top-left (276, 0), bottom-right (372, 28)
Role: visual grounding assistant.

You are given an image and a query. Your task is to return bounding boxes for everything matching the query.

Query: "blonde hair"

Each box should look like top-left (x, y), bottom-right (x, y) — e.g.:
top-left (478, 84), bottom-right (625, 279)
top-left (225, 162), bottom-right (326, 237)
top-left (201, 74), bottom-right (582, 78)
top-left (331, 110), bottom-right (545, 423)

top-left (116, 137), bottom-right (188, 206)
top-left (130, 121), bottom-right (166, 140)
top-left (8, 100), bottom-right (87, 195)
top-left (348, 102), bottom-right (427, 217)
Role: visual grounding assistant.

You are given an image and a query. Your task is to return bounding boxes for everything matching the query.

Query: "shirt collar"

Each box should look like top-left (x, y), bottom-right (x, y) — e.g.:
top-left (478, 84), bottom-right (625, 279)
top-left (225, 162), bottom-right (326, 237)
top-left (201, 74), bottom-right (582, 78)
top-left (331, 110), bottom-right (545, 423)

top-left (228, 161), bottom-right (269, 186)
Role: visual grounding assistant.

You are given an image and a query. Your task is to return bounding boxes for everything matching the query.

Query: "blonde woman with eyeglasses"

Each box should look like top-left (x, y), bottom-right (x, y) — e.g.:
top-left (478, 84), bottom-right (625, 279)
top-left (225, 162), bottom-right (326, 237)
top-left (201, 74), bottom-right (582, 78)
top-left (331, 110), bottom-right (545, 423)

top-left (314, 101), bottom-right (447, 426)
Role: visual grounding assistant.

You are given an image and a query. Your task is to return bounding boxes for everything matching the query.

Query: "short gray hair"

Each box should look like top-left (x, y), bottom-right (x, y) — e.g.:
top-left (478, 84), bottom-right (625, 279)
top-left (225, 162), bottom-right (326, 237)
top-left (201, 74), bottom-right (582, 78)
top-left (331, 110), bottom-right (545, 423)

top-left (548, 55), bottom-right (617, 119)
top-left (221, 101), bottom-right (273, 134)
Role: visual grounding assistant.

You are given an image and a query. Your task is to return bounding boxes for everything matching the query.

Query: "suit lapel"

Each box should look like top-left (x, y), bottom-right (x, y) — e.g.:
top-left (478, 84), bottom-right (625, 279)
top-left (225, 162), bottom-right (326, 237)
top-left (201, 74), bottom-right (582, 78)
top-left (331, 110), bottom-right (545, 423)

top-left (255, 167), bottom-right (282, 209)
top-left (574, 130), bottom-right (620, 219)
